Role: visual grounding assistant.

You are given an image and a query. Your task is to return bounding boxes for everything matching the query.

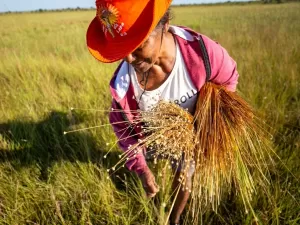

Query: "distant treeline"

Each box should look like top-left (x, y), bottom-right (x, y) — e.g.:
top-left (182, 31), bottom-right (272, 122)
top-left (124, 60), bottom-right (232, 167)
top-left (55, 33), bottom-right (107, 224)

top-left (1, 0), bottom-right (300, 14)
top-left (1, 6), bottom-right (95, 14)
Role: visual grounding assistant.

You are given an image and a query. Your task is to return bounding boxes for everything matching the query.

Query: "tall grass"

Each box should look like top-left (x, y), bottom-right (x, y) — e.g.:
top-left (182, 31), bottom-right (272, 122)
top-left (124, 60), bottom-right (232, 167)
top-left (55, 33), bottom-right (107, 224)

top-left (0, 2), bottom-right (299, 224)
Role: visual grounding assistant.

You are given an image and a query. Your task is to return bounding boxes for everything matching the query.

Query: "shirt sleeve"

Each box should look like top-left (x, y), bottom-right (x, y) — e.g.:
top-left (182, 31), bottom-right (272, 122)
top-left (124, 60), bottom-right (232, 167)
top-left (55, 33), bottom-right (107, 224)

top-left (203, 35), bottom-right (239, 92)
top-left (109, 100), bottom-right (148, 175)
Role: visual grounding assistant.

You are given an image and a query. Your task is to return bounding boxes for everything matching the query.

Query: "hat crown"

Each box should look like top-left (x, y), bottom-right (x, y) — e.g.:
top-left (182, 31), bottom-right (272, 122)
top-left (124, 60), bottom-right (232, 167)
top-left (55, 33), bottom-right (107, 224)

top-left (95, 0), bottom-right (150, 40)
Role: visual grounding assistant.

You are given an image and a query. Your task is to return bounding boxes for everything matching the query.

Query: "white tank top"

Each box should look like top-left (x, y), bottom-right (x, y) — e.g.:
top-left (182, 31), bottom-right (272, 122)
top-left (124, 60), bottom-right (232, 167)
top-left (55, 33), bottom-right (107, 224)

top-left (130, 40), bottom-right (198, 114)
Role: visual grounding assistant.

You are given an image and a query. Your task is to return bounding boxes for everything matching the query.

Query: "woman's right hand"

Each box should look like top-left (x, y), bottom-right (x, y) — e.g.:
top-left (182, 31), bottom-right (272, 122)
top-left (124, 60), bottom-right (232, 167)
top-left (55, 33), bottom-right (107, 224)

top-left (139, 167), bottom-right (159, 198)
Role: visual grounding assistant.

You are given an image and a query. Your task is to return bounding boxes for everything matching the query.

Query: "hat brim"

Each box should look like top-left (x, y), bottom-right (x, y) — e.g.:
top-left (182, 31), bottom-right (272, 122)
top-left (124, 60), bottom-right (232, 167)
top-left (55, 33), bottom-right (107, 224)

top-left (86, 0), bottom-right (171, 63)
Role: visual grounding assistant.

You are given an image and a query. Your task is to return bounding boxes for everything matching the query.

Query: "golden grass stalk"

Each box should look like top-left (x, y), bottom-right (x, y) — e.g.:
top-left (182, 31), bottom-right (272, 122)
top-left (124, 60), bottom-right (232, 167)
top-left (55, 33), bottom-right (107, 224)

top-left (190, 82), bottom-right (272, 220)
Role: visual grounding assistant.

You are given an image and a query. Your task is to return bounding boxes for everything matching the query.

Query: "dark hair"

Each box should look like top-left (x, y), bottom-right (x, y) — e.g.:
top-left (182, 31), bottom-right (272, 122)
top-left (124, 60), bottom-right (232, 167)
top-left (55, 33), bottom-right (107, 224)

top-left (155, 8), bottom-right (172, 29)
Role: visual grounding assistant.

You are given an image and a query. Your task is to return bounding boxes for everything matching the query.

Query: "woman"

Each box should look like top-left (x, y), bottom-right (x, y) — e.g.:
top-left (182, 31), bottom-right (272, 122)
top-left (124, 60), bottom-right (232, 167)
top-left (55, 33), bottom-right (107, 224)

top-left (86, 0), bottom-right (239, 224)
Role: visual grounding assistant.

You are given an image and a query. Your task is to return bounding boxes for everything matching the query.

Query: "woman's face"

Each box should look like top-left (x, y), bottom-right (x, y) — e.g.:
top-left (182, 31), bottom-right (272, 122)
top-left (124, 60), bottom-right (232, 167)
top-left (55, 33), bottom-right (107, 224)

top-left (124, 28), bottom-right (164, 73)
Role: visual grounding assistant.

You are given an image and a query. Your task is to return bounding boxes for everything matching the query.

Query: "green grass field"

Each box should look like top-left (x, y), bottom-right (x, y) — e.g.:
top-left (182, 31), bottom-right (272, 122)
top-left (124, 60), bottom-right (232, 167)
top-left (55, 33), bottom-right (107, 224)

top-left (0, 2), bottom-right (299, 224)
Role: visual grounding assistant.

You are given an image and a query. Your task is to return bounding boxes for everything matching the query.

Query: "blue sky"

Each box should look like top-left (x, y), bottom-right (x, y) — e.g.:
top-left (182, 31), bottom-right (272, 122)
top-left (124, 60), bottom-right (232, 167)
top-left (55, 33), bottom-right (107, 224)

top-left (0, 0), bottom-right (249, 12)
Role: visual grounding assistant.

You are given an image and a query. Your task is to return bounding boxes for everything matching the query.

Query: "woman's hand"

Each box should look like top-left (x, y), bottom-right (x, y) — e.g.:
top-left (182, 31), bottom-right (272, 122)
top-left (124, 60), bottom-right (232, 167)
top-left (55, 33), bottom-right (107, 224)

top-left (139, 167), bottom-right (159, 198)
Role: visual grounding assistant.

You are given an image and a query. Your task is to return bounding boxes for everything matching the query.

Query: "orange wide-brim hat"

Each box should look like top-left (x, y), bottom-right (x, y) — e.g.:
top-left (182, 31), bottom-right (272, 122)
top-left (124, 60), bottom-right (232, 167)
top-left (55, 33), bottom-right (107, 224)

top-left (86, 0), bottom-right (172, 63)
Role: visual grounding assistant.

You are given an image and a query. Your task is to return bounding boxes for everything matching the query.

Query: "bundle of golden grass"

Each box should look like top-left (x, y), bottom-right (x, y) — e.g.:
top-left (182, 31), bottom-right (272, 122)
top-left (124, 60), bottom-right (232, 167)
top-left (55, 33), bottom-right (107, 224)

top-left (190, 82), bottom-right (272, 218)
top-left (141, 102), bottom-right (195, 161)
top-left (112, 101), bottom-right (196, 172)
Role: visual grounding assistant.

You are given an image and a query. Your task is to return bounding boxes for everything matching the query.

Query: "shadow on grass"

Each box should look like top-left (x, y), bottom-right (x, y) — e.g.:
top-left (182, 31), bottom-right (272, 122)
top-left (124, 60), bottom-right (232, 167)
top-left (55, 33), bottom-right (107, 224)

top-left (0, 110), bottom-right (130, 188)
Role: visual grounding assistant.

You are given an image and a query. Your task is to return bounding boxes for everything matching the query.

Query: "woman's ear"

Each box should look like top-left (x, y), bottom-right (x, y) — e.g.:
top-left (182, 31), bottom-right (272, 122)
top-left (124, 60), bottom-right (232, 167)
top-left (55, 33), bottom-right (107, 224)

top-left (163, 22), bottom-right (170, 33)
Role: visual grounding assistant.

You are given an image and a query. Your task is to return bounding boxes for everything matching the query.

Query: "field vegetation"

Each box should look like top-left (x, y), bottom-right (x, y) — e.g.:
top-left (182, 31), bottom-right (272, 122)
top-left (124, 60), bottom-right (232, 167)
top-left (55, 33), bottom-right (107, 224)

top-left (0, 2), bottom-right (299, 224)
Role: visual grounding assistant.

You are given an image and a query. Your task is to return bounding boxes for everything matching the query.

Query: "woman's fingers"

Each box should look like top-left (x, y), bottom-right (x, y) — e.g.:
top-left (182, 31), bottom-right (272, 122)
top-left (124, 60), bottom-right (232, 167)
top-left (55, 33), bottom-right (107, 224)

top-left (140, 168), bottom-right (159, 198)
top-left (145, 179), bottom-right (159, 198)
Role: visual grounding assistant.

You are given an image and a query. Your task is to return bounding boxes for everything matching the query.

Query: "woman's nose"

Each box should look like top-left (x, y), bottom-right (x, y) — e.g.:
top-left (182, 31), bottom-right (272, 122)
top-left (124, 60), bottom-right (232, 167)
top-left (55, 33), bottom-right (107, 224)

top-left (124, 53), bottom-right (136, 64)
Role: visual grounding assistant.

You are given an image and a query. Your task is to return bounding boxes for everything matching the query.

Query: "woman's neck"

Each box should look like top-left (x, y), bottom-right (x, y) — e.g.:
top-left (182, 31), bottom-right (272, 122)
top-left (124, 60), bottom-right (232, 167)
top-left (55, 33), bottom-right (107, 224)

top-left (152, 31), bottom-right (176, 74)
top-left (136, 31), bottom-right (176, 91)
